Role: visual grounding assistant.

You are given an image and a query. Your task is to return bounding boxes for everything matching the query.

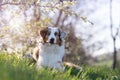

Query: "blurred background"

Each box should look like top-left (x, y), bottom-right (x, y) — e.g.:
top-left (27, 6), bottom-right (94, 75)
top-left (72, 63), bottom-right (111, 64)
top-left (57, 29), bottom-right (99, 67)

top-left (0, 0), bottom-right (120, 68)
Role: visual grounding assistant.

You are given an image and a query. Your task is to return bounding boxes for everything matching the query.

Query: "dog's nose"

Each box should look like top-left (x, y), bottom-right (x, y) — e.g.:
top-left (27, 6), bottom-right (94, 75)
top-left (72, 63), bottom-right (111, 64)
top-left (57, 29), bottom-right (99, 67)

top-left (50, 38), bottom-right (54, 44)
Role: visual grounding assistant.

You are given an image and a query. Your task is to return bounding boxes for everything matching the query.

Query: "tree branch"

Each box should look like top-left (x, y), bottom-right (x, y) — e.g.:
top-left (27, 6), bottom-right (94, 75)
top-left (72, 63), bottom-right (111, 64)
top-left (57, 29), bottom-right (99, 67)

top-left (0, 2), bottom-right (30, 6)
top-left (54, 0), bottom-right (63, 27)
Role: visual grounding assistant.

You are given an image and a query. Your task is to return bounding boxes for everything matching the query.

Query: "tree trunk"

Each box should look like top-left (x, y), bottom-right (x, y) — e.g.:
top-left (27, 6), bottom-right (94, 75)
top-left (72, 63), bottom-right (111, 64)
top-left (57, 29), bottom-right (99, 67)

top-left (113, 38), bottom-right (117, 69)
top-left (109, 0), bottom-right (117, 69)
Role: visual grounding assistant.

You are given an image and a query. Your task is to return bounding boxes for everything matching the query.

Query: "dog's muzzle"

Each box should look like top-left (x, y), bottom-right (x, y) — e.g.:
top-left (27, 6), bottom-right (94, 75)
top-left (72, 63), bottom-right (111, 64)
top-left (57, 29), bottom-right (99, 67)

top-left (50, 38), bottom-right (55, 44)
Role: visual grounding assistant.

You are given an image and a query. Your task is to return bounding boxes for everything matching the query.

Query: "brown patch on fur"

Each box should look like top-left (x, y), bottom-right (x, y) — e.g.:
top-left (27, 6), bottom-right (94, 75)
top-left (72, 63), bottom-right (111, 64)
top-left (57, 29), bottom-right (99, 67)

top-left (40, 27), bottom-right (49, 43)
top-left (33, 47), bottom-right (39, 61)
top-left (57, 36), bottom-right (62, 46)
top-left (57, 29), bottom-right (62, 46)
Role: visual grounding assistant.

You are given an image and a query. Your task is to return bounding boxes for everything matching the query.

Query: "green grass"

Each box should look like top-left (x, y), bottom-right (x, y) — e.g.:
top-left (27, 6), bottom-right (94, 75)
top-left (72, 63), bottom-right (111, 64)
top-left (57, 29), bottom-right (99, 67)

top-left (0, 53), bottom-right (120, 80)
top-left (94, 60), bottom-right (113, 67)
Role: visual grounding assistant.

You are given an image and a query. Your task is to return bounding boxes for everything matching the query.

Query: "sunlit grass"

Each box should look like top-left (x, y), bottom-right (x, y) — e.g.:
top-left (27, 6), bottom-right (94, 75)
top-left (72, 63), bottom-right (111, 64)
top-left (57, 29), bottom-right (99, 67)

top-left (0, 52), bottom-right (120, 80)
top-left (0, 53), bottom-right (76, 80)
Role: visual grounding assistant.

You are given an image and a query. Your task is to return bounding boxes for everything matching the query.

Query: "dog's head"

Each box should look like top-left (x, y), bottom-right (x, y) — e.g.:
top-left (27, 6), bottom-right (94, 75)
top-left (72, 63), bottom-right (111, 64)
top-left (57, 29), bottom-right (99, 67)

top-left (40, 27), bottom-right (66, 46)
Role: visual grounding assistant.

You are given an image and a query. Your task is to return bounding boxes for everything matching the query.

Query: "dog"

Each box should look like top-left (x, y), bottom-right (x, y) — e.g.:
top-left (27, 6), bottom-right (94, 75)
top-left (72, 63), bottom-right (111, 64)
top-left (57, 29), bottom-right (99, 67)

top-left (32, 27), bottom-right (66, 70)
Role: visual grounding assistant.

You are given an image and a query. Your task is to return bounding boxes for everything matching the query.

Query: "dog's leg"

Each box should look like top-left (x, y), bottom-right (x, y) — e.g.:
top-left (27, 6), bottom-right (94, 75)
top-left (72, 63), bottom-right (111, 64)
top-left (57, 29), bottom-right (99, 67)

top-left (32, 47), bottom-right (39, 61)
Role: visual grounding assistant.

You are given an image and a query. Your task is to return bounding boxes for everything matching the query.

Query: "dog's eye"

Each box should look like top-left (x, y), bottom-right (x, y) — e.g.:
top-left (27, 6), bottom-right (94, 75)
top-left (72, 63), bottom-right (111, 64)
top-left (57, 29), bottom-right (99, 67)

top-left (54, 32), bottom-right (58, 36)
top-left (47, 31), bottom-right (51, 35)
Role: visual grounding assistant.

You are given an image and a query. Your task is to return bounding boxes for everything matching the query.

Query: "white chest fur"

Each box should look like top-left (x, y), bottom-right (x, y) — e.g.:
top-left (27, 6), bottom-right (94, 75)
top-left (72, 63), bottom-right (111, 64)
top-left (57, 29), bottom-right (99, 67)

top-left (36, 43), bottom-right (65, 70)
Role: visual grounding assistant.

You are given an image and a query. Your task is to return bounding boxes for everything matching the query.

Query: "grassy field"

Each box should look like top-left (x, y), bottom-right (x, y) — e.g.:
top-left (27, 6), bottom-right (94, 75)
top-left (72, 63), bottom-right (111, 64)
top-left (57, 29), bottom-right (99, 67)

top-left (0, 53), bottom-right (120, 80)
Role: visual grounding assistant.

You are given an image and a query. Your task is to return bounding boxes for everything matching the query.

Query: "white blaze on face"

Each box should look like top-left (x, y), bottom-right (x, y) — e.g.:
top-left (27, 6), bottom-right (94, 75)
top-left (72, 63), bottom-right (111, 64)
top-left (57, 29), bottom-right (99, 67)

top-left (47, 27), bottom-right (59, 44)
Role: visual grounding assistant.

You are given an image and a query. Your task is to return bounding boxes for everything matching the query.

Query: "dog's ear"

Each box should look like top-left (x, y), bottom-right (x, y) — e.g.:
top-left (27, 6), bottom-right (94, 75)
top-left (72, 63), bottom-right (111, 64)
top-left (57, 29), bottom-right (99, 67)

top-left (40, 27), bottom-right (48, 37)
top-left (39, 27), bottom-right (48, 42)
top-left (59, 28), bottom-right (66, 40)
